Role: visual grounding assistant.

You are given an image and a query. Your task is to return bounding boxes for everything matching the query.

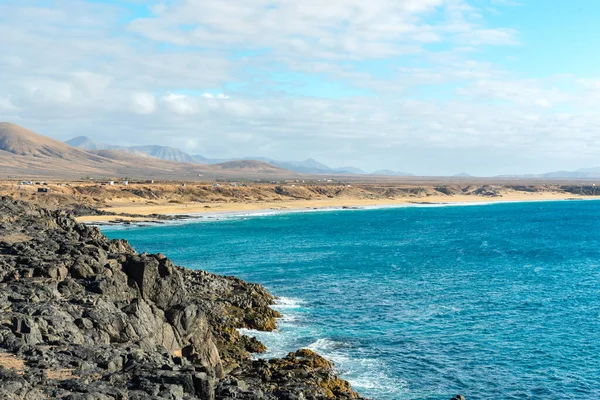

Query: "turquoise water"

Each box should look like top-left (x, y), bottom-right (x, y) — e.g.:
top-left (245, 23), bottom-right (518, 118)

top-left (102, 201), bottom-right (600, 400)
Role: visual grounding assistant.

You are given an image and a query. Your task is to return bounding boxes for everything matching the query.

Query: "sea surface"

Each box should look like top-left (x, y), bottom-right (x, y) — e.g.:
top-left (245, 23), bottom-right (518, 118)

top-left (102, 201), bottom-right (600, 400)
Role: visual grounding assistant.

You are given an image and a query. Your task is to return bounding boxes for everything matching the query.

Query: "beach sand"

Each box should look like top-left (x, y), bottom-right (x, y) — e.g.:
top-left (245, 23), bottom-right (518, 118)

top-left (76, 192), bottom-right (593, 223)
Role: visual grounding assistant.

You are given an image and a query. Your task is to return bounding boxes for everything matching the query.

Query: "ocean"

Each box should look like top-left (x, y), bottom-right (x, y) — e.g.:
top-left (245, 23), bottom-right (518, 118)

top-left (102, 201), bottom-right (600, 400)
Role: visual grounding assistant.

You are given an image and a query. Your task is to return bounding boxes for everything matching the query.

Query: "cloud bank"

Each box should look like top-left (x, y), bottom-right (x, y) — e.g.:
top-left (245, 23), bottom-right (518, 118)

top-left (1, 0), bottom-right (599, 175)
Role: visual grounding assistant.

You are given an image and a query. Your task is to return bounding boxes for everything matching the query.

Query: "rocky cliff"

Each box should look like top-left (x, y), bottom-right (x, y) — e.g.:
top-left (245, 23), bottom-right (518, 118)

top-left (0, 197), bottom-right (363, 400)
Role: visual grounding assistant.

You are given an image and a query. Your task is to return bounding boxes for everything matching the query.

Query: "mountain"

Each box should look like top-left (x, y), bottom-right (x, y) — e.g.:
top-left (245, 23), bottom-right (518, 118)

top-left (333, 167), bottom-right (366, 174)
top-left (0, 122), bottom-right (131, 178)
top-left (279, 158), bottom-right (331, 172)
top-left (128, 145), bottom-right (199, 164)
top-left (372, 169), bottom-right (414, 177)
top-left (271, 159), bottom-right (336, 174)
top-left (454, 173), bottom-right (473, 178)
top-left (540, 170), bottom-right (600, 178)
top-left (0, 122), bottom-right (107, 162)
top-left (213, 160), bottom-right (286, 173)
top-left (574, 167), bottom-right (600, 174)
top-left (1, 122), bottom-right (295, 179)
top-left (66, 136), bottom-right (403, 176)
top-left (194, 155), bottom-right (369, 175)
top-left (67, 137), bottom-right (201, 164)
top-left (498, 167), bottom-right (600, 179)
top-left (65, 136), bottom-right (118, 151)
top-left (235, 158), bottom-right (370, 175)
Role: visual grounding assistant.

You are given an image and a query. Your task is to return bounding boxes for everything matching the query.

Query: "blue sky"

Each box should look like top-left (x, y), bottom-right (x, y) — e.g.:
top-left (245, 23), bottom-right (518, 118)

top-left (2, 0), bottom-right (600, 176)
top-left (479, 1), bottom-right (600, 76)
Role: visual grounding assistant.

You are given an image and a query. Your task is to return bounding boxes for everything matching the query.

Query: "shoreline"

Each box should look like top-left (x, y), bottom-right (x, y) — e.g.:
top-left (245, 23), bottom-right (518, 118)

top-left (0, 197), bottom-right (364, 399)
top-left (77, 193), bottom-right (597, 224)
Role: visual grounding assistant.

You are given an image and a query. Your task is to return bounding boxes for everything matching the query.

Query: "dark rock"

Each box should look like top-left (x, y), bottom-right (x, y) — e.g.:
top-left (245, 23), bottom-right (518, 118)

top-left (0, 197), bottom-right (365, 399)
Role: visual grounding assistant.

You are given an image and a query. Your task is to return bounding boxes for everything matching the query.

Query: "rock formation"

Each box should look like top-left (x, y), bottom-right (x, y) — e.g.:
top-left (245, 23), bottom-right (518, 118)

top-left (0, 197), bottom-right (363, 399)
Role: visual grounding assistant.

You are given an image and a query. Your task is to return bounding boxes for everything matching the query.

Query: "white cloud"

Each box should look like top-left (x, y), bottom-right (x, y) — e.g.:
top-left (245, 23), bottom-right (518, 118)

top-left (201, 93), bottom-right (230, 99)
top-left (163, 93), bottom-right (196, 115)
top-left (127, 0), bottom-right (517, 61)
top-left (457, 78), bottom-right (570, 108)
top-left (132, 92), bottom-right (156, 114)
top-left (71, 71), bottom-right (112, 96)
top-left (2, 0), bottom-right (600, 175)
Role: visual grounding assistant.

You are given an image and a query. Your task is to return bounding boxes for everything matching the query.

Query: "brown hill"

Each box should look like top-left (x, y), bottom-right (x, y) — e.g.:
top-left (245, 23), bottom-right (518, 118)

top-left (0, 122), bottom-right (295, 180)
top-left (92, 149), bottom-right (152, 161)
top-left (215, 160), bottom-right (286, 173)
top-left (0, 122), bottom-right (100, 161)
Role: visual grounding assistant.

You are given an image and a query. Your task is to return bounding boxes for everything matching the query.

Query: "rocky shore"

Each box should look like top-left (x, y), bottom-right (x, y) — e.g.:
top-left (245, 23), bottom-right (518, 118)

top-left (0, 197), bottom-right (363, 399)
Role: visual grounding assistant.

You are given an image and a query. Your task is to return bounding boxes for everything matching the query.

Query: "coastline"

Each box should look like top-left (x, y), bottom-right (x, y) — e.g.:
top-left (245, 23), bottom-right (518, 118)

top-left (0, 197), bottom-right (365, 399)
top-left (77, 192), bottom-right (596, 223)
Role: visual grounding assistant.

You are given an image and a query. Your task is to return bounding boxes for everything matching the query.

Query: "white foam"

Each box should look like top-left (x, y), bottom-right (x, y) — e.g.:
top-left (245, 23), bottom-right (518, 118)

top-left (306, 338), bottom-right (409, 397)
top-left (307, 338), bottom-right (344, 352)
top-left (235, 296), bottom-right (308, 360)
top-left (273, 297), bottom-right (304, 309)
top-left (226, 296), bottom-right (407, 398)
top-left (279, 314), bottom-right (298, 322)
top-left (98, 198), bottom-right (600, 229)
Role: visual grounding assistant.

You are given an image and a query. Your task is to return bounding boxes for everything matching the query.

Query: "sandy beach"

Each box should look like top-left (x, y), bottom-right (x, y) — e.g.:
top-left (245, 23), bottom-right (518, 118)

top-left (2, 179), bottom-right (596, 224)
top-left (76, 191), bottom-right (595, 223)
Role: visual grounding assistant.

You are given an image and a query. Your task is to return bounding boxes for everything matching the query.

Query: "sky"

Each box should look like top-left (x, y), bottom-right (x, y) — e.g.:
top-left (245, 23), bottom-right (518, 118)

top-left (1, 0), bottom-right (600, 176)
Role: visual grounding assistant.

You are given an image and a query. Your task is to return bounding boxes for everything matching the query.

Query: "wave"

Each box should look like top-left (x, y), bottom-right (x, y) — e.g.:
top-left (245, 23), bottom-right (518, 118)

top-left (240, 324), bottom-right (408, 398)
top-left (273, 296), bottom-right (304, 309)
top-left (307, 338), bottom-right (350, 353)
top-left (307, 338), bottom-right (409, 398)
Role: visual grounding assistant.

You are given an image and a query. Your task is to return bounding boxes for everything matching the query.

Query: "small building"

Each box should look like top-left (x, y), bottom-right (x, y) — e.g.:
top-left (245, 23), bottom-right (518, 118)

top-left (37, 188), bottom-right (49, 193)
top-left (107, 181), bottom-right (115, 185)
top-left (122, 181), bottom-right (129, 186)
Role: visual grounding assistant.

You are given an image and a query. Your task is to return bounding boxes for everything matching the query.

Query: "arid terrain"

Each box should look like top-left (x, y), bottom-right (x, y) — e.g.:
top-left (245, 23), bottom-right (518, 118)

top-left (3, 121), bottom-right (600, 223)
top-left (0, 122), bottom-right (293, 180)
top-left (2, 179), bottom-right (599, 223)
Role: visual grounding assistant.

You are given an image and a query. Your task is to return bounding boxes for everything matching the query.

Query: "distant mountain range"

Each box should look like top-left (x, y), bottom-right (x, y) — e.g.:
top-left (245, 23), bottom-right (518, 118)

top-left (66, 137), bottom-right (199, 164)
top-left (66, 136), bottom-right (413, 176)
top-left (0, 123), bottom-right (289, 179)
top-left (7, 125), bottom-right (600, 180)
top-left (539, 168), bottom-right (600, 179)
top-left (498, 167), bottom-right (600, 179)
top-left (212, 157), bottom-right (375, 175)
